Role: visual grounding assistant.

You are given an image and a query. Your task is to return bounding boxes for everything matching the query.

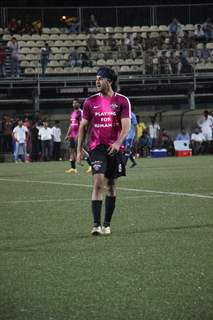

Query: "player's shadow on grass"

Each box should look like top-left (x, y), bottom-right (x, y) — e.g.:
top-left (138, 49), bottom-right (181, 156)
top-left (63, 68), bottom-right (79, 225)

top-left (0, 223), bottom-right (212, 252)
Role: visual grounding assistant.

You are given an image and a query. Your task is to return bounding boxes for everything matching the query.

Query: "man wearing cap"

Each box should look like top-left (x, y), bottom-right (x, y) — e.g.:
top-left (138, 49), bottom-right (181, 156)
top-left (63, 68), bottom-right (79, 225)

top-left (77, 67), bottom-right (131, 235)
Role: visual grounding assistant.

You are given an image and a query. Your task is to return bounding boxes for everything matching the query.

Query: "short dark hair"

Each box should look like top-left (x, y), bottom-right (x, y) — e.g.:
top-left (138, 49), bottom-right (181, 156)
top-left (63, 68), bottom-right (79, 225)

top-left (97, 67), bottom-right (117, 91)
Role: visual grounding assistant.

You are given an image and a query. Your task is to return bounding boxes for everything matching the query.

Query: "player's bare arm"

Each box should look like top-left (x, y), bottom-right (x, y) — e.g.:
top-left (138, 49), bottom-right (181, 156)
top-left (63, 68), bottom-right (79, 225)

top-left (77, 118), bottom-right (89, 164)
top-left (108, 118), bottom-right (131, 154)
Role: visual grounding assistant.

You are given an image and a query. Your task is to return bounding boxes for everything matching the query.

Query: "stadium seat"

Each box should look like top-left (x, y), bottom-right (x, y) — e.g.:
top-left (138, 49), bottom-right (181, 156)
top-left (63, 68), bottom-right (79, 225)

top-left (132, 26), bottom-right (141, 32)
top-left (77, 33), bottom-right (88, 40)
top-left (123, 26), bottom-right (132, 33)
top-left (50, 34), bottom-right (60, 41)
top-left (3, 34), bottom-right (11, 41)
top-left (22, 34), bottom-right (32, 41)
top-left (20, 47), bottom-right (31, 54)
top-left (120, 65), bottom-right (130, 72)
top-left (113, 33), bottom-right (124, 39)
top-left (24, 67), bottom-right (35, 75)
top-left (97, 59), bottom-right (106, 66)
top-left (184, 24), bottom-right (195, 31)
top-left (206, 43), bottom-right (213, 49)
top-left (105, 27), bottom-right (114, 33)
top-left (50, 27), bottom-right (61, 34)
top-left (31, 34), bottom-right (41, 40)
top-left (141, 26), bottom-right (150, 32)
top-left (20, 61), bottom-right (30, 67)
top-left (159, 25), bottom-right (169, 32)
top-left (114, 26), bottom-right (124, 33)
top-left (40, 34), bottom-right (50, 41)
top-left (149, 25), bottom-right (159, 32)
top-left (42, 28), bottom-right (51, 34)
top-left (31, 47), bottom-right (40, 54)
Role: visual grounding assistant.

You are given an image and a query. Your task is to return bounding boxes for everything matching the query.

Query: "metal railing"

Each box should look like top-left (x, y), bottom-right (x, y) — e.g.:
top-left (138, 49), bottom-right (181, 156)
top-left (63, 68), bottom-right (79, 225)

top-left (0, 3), bottom-right (212, 28)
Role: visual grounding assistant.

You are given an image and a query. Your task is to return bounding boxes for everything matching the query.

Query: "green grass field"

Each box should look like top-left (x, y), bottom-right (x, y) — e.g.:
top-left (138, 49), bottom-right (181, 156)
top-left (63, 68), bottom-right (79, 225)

top-left (0, 156), bottom-right (213, 320)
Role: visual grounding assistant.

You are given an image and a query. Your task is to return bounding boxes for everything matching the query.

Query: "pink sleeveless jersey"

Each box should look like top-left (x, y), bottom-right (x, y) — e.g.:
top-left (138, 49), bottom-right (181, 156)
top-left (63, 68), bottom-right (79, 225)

top-left (83, 92), bottom-right (131, 151)
top-left (68, 109), bottom-right (82, 139)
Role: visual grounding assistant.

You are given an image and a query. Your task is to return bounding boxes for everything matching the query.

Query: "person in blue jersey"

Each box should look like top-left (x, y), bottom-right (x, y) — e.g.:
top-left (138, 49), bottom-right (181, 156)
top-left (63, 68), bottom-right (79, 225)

top-left (124, 109), bottom-right (138, 168)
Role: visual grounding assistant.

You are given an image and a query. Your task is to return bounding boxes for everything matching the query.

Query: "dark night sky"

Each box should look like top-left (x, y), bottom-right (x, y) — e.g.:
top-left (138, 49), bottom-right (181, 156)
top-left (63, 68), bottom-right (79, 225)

top-left (1, 0), bottom-right (211, 6)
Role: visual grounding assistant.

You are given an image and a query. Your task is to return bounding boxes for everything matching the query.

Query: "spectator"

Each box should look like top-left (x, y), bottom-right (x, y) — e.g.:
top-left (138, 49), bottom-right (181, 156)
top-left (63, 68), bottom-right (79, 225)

top-left (197, 110), bottom-right (213, 153)
top-left (177, 52), bottom-right (193, 74)
top-left (81, 52), bottom-right (91, 67)
top-left (107, 34), bottom-right (117, 51)
top-left (0, 43), bottom-right (6, 77)
top-left (117, 39), bottom-right (128, 59)
top-left (198, 43), bottom-right (210, 61)
top-left (124, 33), bottom-right (133, 51)
top-left (87, 34), bottom-right (98, 52)
top-left (148, 116), bottom-right (160, 148)
top-left (29, 121), bottom-right (39, 161)
top-left (60, 16), bottom-right (80, 33)
top-left (12, 119), bottom-right (28, 163)
top-left (158, 128), bottom-right (174, 156)
top-left (88, 14), bottom-right (99, 33)
top-left (138, 129), bottom-right (152, 157)
top-left (16, 19), bottom-right (23, 34)
top-left (7, 37), bottom-right (20, 77)
top-left (8, 18), bottom-right (17, 35)
top-left (194, 24), bottom-right (205, 42)
top-left (2, 115), bottom-right (13, 152)
top-left (22, 22), bottom-right (33, 35)
top-left (176, 127), bottom-right (190, 141)
top-left (169, 51), bottom-right (179, 74)
top-left (68, 48), bottom-right (82, 67)
top-left (168, 18), bottom-right (182, 36)
top-left (202, 18), bottom-right (213, 41)
top-left (190, 127), bottom-right (205, 155)
top-left (40, 43), bottom-right (51, 76)
top-left (32, 19), bottom-right (43, 35)
top-left (38, 121), bottom-right (52, 161)
top-left (52, 120), bottom-right (62, 161)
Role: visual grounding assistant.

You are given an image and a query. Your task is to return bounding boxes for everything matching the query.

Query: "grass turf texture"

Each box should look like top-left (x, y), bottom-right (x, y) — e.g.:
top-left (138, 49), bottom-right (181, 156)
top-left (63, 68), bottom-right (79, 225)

top-left (0, 156), bottom-right (212, 320)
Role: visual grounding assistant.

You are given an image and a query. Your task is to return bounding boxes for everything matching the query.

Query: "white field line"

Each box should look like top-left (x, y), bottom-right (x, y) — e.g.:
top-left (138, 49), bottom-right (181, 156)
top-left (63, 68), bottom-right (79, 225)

top-left (0, 177), bottom-right (213, 200)
top-left (0, 195), bottom-right (162, 205)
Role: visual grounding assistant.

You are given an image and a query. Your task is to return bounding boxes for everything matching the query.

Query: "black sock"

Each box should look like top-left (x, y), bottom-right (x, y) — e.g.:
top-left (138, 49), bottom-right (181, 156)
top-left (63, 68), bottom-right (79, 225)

top-left (85, 156), bottom-right (91, 166)
top-left (92, 200), bottom-right (102, 227)
top-left (71, 160), bottom-right (76, 169)
top-left (104, 196), bottom-right (116, 227)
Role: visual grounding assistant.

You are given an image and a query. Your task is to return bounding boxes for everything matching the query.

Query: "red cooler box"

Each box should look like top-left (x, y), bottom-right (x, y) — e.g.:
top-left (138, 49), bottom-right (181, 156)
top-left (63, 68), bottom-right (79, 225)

top-left (175, 150), bottom-right (192, 157)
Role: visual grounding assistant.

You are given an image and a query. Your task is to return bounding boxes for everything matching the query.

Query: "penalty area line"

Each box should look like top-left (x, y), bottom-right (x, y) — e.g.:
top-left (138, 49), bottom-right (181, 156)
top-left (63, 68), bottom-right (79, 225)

top-left (0, 178), bottom-right (213, 200)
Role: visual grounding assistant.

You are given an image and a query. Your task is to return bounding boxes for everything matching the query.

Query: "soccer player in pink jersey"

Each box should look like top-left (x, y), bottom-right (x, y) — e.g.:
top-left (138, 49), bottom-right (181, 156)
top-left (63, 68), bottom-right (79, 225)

top-left (77, 67), bottom-right (131, 235)
top-left (65, 99), bottom-right (82, 173)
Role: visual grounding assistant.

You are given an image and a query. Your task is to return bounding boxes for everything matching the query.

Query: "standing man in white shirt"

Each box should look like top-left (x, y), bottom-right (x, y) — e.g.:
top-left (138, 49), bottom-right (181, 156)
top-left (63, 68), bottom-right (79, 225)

top-left (148, 116), bottom-right (160, 149)
top-left (38, 121), bottom-right (53, 161)
top-left (52, 120), bottom-right (62, 161)
top-left (12, 119), bottom-right (28, 163)
top-left (197, 110), bottom-right (213, 153)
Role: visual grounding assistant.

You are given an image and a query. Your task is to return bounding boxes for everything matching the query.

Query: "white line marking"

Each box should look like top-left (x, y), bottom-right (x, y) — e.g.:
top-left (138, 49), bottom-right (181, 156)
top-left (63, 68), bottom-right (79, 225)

top-left (0, 177), bottom-right (213, 200)
top-left (0, 195), bottom-right (161, 205)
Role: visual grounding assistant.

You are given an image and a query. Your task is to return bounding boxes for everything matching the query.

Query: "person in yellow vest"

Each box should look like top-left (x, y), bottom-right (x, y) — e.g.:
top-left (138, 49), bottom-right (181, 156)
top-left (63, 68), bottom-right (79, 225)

top-left (136, 115), bottom-right (146, 156)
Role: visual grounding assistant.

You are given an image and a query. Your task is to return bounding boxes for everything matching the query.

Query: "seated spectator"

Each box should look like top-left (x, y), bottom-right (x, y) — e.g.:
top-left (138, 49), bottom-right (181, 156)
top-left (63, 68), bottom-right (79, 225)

top-left (22, 22), bottom-right (33, 35)
top-left (117, 39), bottom-right (128, 59)
top-left (81, 52), bottom-right (91, 67)
top-left (197, 43), bottom-right (210, 61)
top-left (87, 34), bottom-right (98, 51)
top-left (68, 48), bottom-right (82, 67)
top-left (60, 16), bottom-right (80, 33)
top-left (124, 33), bottom-right (133, 51)
top-left (169, 51), bottom-right (179, 74)
top-left (138, 129), bottom-right (152, 157)
top-left (131, 37), bottom-right (143, 58)
top-left (177, 52), bottom-right (193, 74)
top-left (40, 43), bottom-right (51, 76)
top-left (159, 51), bottom-right (172, 74)
top-left (16, 19), bottom-right (23, 34)
top-left (202, 18), bottom-right (213, 41)
top-left (0, 43), bottom-right (6, 77)
top-left (8, 18), bottom-right (17, 35)
top-left (176, 127), bottom-right (190, 141)
top-left (168, 18), bottom-right (182, 36)
top-left (107, 34), bottom-right (117, 51)
top-left (194, 24), bottom-right (205, 42)
top-left (32, 19), bottom-right (42, 35)
top-left (7, 37), bottom-right (20, 77)
top-left (190, 127), bottom-right (205, 155)
top-left (158, 128), bottom-right (174, 156)
top-left (88, 14), bottom-right (99, 33)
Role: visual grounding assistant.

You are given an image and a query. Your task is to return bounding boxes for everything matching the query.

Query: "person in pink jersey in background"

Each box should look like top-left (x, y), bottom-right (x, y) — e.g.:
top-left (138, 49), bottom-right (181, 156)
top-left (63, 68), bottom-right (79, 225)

top-left (65, 99), bottom-right (83, 173)
top-left (77, 67), bottom-right (131, 236)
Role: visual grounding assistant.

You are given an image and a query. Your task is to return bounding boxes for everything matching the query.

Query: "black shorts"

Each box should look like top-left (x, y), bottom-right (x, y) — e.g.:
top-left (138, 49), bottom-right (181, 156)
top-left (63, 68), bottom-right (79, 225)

top-left (89, 144), bottom-right (126, 180)
top-left (69, 138), bottom-right (77, 150)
